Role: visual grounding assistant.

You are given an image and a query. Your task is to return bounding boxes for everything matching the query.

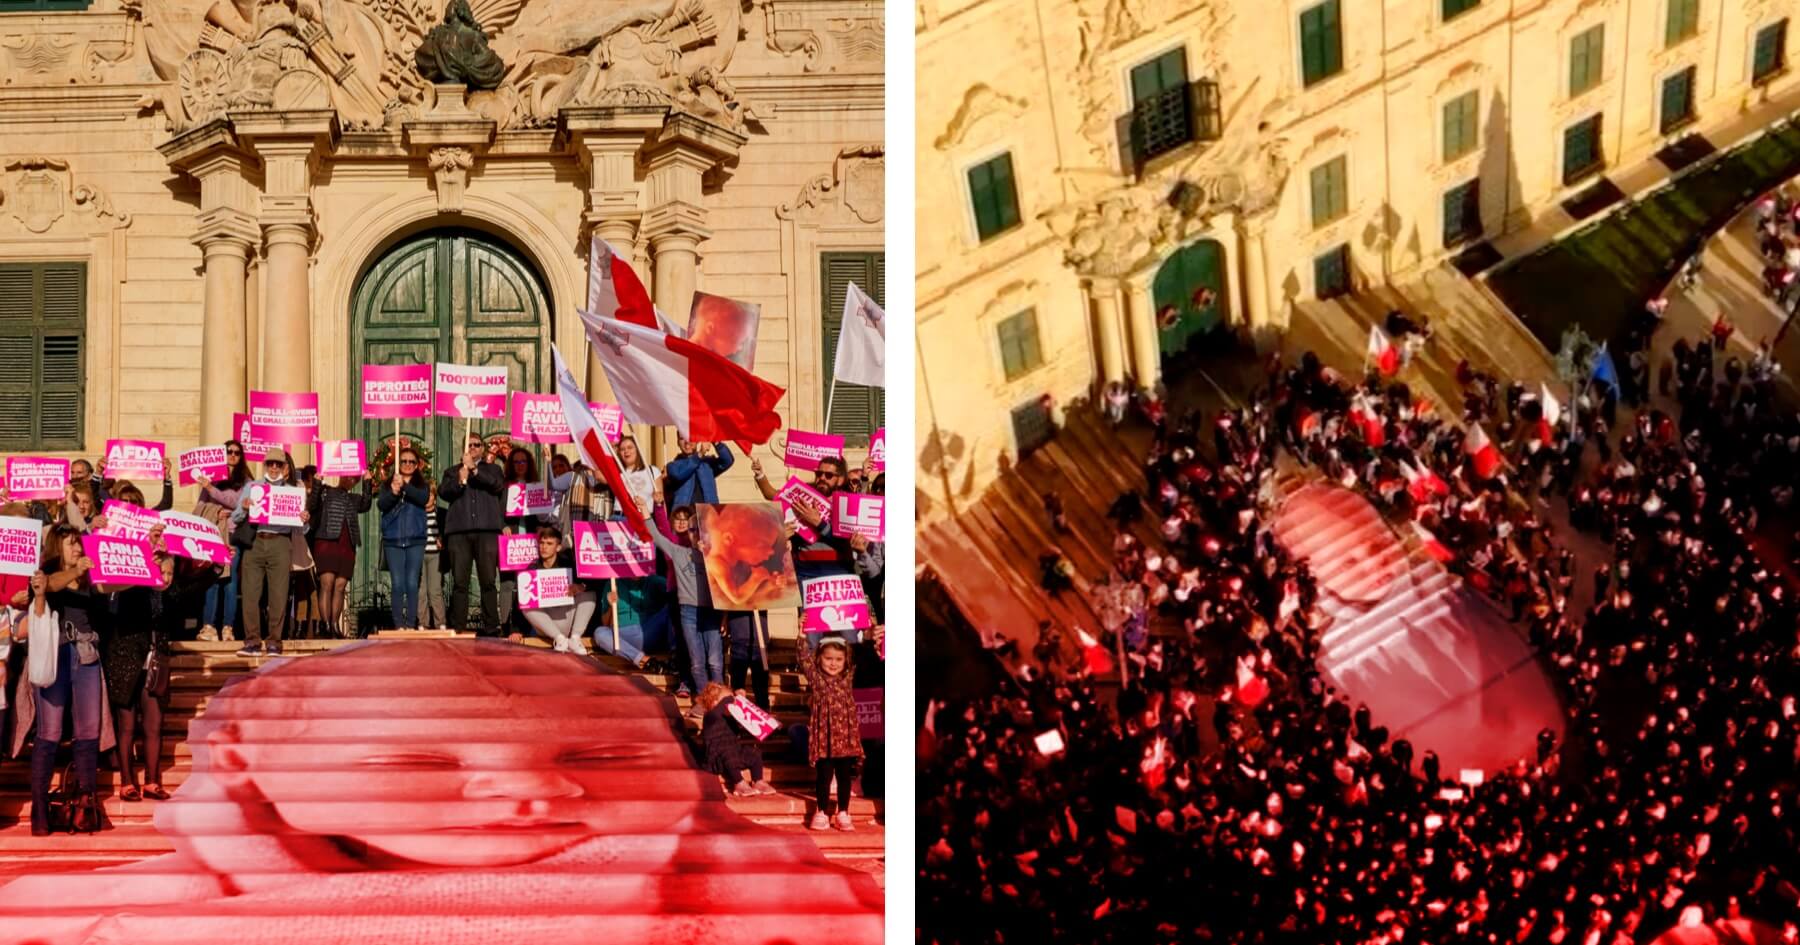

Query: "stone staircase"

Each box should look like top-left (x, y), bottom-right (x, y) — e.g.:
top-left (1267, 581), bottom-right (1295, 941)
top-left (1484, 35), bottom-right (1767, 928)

top-left (0, 637), bottom-right (885, 888)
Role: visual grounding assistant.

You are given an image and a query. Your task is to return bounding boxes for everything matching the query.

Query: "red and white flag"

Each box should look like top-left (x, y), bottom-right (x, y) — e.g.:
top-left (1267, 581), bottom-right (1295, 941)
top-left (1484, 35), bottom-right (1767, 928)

top-left (1539, 383), bottom-right (1562, 428)
top-left (580, 310), bottom-right (786, 448)
top-left (1412, 521), bottom-right (1455, 563)
top-left (1367, 325), bottom-right (1401, 377)
top-left (1235, 654), bottom-right (1269, 707)
top-left (1349, 393), bottom-right (1385, 447)
top-left (1400, 459), bottom-right (1449, 505)
top-left (1139, 736), bottom-right (1169, 791)
top-left (1464, 424), bottom-right (1503, 479)
top-left (585, 234), bottom-right (685, 337)
top-left (1076, 627), bottom-right (1113, 676)
top-left (552, 344), bottom-right (651, 542)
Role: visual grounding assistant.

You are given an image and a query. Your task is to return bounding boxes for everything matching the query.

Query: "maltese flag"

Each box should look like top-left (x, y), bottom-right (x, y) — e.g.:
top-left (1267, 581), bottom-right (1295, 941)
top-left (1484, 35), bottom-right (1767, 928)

top-left (1075, 627), bottom-right (1113, 676)
top-left (1234, 655), bottom-right (1269, 707)
top-left (1349, 392), bottom-right (1385, 447)
top-left (1367, 324), bottom-right (1401, 376)
top-left (1400, 459), bottom-right (1449, 505)
top-left (832, 282), bottom-right (886, 388)
top-left (1464, 424), bottom-right (1503, 479)
top-left (1412, 521), bottom-right (1455, 563)
top-left (552, 344), bottom-right (651, 542)
top-left (580, 309), bottom-right (785, 449)
top-left (585, 234), bottom-right (685, 337)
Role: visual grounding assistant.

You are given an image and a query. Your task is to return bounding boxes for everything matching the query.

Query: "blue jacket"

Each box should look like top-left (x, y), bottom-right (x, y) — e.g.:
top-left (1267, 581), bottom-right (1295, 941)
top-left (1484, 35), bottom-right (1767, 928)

top-left (665, 443), bottom-right (734, 507)
top-left (376, 479), bottom-right (431, 545)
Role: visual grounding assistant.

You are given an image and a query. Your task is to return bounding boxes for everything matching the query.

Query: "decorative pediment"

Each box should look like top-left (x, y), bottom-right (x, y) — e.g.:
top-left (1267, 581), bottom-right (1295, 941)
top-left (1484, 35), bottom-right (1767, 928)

top-left (979, 280), bottom-right (1041, 320)
top-left (0, 157), bottom-right (131, 235)
top-left (934, 84), bottom-right (1028, 151)
top-left (776, 144), bottom-right (883, 223)
top-left (1432, 60), bottom-right (1487, 97)
top-left (0, 9), bottom-right (138, 87)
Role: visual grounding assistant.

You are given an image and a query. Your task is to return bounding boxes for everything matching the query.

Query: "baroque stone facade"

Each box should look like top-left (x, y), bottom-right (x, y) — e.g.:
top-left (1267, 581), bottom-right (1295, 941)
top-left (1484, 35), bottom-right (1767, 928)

top-left (0, 0), bottom-right (881, 631)
top-left (917, 0), bottom-right (1800, 520)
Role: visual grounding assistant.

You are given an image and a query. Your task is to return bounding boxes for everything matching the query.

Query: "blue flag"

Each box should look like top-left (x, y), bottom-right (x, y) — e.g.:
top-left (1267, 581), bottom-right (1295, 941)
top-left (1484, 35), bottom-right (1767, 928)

top-left (1590, 344), bottom-right (1620, 395)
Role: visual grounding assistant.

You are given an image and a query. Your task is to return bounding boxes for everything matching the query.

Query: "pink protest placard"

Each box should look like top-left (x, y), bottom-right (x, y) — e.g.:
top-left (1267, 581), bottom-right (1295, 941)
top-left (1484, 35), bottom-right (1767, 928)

top-left (515, 568), bottom-right (574, 609)
top-left (853, 687), bottom-right (883, 740)
top-left (100, 501), bottom-right (162, 541)
top-left (178, 446), bottom-right (230, 486)
top-left (233, 413), bottom-right (279, 462)
top-left (83, 534), bottom-right (161, 587)
top-left (434, 363), bottom-right (509, 418)
top-left (801, 575), bottom-right (872, 633)
top-left (784, 430), bottom-right (846, 470)
top-left (572, 520), bottom-right (655, 578)
top-left (777, 476), bottom-right (831, 542)
top-left (316, 440), bottom-right (366, 478)
top-left (159, 511), bottom-right (230, 565)
top-left (0, 516), bottom-right (41, 577)
top-left (498, 533), bottom-right (539, 572)
top-left (726, 698), bottom-right (781, 741)
top-left (589, 402), bottom-right (624, 442)
top-left (868, 428), bottom-right (886, 472)
top-left (510, 393), bottom-right (572, 443)
top-left (248, 391), bottom-right (320, 446)
top-left (834, 493), bottom-right (885, 542)
top-left (6, 457), bottom-right (69, 501)
top-left (361, 363), bottom-right (432, 419)
top-left (504, 482), bottom-right (556, 517)
top-left (102, 439), bottom-right (166, 481)
top-left (245, 484), bottom-right (306, 527)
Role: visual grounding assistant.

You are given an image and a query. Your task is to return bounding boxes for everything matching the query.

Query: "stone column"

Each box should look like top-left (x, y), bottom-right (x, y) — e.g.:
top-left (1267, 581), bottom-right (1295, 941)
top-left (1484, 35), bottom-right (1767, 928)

top-left (640, 113), bottom-right (746, 460)
top-left (1124, 281), bottom-right (1160, 389)
top-left (1237, 213), bottom-right (1272, 339)
top-left (159, 125), bottom-right (258, 445)
top-left (1085, 278), bottom-right (1126, 385)
top-left (244, 257), bottom-right (261, 392)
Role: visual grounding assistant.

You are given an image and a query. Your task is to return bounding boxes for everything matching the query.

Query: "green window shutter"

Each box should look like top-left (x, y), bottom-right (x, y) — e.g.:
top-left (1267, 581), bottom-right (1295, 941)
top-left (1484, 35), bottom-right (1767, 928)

top-left (1310, 156), bottom-right (1347, 227)
top-left (1442, 91), bottom-right (1478, 161)
top-left (820, 252), bottom-right (884, 444)
top-left (997, 310), bottom-right (1043, 382)
top-left (1666, 0), bottom-right (1698, 46)
top-left (1570, 25), bottom-right (1604, 95)
top-left (1314, 245), bottom-right (1351, 299)
top-left (1660, 67), bottom-right (1696, 134)
top-left (967, 153), bottom-right (1021, 242)
top-left (1562, 114), bottom-right (1603, 184)
top-left (1130, 49), bottom-right (1187, 103)
top-left (1442, 179), bottom-right (1481, 247)
top-left (0, 0), bottom-right (94, 9)
top-left (1300, 0), bottom-right (1343, 87)
top-left (0, 262), bottom-right (85, 451)
top-left (1442, 0), bottom-right (1479, 20)
top-left (1754, 21), bottom-right (1787, 84)
top-left (1128, 48), bottom-right (1196, 162)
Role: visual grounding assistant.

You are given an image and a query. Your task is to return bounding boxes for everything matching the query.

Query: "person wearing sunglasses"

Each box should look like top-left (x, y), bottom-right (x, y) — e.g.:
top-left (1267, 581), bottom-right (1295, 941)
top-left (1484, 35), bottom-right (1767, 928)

top-left (440, 434), bottom-right (505, 636)
top-left (377, 447), bottom-right (432, 631)
top-left (750, 452), bottom-right (861, 656)
top-left (228, 450), bottom-right (309, 657)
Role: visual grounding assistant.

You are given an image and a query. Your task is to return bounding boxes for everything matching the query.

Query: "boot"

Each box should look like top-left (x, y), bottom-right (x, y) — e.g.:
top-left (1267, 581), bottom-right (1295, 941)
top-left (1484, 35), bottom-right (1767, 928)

top-left (72, 738), bottom-right (100, 795)
top-left (29, 738), bottom-right (55, 835)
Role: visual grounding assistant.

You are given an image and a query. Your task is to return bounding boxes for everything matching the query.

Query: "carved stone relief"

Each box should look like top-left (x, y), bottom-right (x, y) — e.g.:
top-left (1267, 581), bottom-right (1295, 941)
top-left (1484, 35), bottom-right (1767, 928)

top-left (934, 83), bottom-right (1028, 152)
top-left (777, 144), bottom-right (883, 223)
top-left (427, 145), bottom-right (475, 212)
top-left (0, 157), bottom-right (131, 235)
top-left (0, 9), bottom-right (140, 87)
top-left (763, 0), bottom-right (882, 73)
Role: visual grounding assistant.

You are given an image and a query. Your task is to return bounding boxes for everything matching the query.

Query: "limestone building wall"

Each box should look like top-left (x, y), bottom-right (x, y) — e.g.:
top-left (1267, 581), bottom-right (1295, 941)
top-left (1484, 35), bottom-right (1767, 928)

top-left (917, 0), bottom-right (1800, 519)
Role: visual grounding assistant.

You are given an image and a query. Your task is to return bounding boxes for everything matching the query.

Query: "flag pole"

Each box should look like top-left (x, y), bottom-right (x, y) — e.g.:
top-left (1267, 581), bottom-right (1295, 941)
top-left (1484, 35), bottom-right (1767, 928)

top-left (610, 576), bottom-right (620, 659)
top-left (756, 609), bottom-right (770, 675)
top-left (824, 377), bottom-right (839, 439)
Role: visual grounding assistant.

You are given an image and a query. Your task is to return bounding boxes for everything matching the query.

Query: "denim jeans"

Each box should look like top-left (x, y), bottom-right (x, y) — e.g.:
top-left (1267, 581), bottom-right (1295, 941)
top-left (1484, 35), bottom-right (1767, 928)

top-left (203, 548), bottom-right (243, 630)
top-left (592, 604), bottom-right (646, 665)
top-left (417, 550), bottom-right (446, 628)
top-left (385, 542), bottom-right (424, 630)
top-left (678, 603), bottom-right (724, 692)
top-left (31, 642), bottom-right (102, 832)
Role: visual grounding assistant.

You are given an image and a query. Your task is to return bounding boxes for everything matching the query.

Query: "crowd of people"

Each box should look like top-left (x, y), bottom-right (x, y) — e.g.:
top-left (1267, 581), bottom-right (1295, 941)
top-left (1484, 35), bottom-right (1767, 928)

top-left (920, 324), bottom-right (1800, 943)
top-left (2, 431), bottom-right (887, 838)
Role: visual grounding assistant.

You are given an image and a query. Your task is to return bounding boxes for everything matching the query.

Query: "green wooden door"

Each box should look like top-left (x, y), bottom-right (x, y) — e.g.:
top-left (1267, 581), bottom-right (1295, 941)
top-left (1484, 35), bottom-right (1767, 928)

top-left (1151, 239), bottom-right (1228, 358)
top-left (348, 229), bottom-right (550, 626)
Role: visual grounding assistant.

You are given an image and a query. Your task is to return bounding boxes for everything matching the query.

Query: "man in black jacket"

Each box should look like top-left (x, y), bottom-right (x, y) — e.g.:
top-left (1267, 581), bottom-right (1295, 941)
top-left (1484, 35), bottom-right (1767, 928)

top-left (441, 434), bottom-right (505, 635)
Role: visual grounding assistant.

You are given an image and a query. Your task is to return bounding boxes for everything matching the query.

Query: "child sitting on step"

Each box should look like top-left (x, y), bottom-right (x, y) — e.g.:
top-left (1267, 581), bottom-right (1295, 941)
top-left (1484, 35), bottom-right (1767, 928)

top-left (697, 682), bottom-right (777, 798)
top-left (802, 635), bottom-right (863, 832)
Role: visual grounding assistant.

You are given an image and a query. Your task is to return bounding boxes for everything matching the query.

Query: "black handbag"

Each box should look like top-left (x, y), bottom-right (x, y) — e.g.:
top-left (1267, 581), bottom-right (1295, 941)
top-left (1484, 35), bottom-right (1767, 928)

top-left (47, 762), bottom-right (107, 834)
top-left (231, 519), bottom-right (258, 549)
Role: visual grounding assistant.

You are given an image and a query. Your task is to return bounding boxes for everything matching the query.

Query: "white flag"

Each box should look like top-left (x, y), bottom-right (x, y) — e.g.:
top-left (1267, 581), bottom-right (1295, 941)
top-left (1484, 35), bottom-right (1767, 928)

top-left (832, 282), bottom-right (886, 388)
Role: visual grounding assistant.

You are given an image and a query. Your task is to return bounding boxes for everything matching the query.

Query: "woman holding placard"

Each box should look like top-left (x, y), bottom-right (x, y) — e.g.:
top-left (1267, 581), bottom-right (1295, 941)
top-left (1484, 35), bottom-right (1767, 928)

top-left (309, 469), bottom-right (374, 636)
top-left (101, 485), bottom-right (175, 803)
top-left (192, 440), bottom-right (250, 642)
top-left (377, 447), bottom-right (431, 632)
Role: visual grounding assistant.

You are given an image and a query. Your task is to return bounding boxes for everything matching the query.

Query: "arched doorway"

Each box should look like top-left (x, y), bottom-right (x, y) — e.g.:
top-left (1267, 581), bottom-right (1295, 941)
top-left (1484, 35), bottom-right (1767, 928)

top-left (1150, 239), bottom-right (1229, 359)
top-left (348, 227), bottom-right (551, 619)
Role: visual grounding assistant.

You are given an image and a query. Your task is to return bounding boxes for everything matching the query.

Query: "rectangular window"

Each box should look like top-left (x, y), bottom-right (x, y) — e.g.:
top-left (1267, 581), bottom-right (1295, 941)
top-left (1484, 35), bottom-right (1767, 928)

top-left (820, 252), bottom-right (884, 442)
top-left (1314, 245), bottom-right (1351, 299)
top-left (1442, 91), bottom-right (1479, 161)
top-left (0, 0), bottom-right (93, 9)
top-left (1562, 114), bottom-right (1604, 185)
top-left (1299, 0), bottom-right (1344, 88)
top-left (997, 309), bottom-right (1044, 382)
top-left (967, 152), bottom-right (1021, 243)
top-left (1754, 20), bottom-right (1787, 85)
top-left (1443, 179), bottom-right (1482, 247)
top-left (1309, 155), bottom-right (1349, 228)
top-left (1128, 48), bottom-right (1195, 163)
top-left (1442, 0), bottom-right (1480, 21)
top-left (1665, 0), bottom-right (1699, 46)
top-left (1660, 66), bottom-right (1697, 134)
top-left (1569, 25), bottom-right (1605, 96)
top-left (0, 262), bottom-right (85, 451)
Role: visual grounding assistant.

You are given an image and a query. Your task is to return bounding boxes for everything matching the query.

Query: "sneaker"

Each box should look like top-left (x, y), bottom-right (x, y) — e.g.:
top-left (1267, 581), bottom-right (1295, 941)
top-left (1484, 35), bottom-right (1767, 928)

top-left (221, 625), bottom-right (236, 642)
top-left (551, 636), bottom-right (569, 653)
top-left (567, 636), bottom-right (589, 656)
top-left (198, 625), bottom-right (218, 643)
top-left (752, 780), bottom-right (778, 796)
top-left (808, 811), bottom-right (830, 831)
top-left (265, 641), bottom-right (282, 656)
top-left (732, 781), bottom-right (757, 797)
top-left (834, 811), bottom-right (854, 832)
top-left (235, 643), bottom-right (261, 658)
